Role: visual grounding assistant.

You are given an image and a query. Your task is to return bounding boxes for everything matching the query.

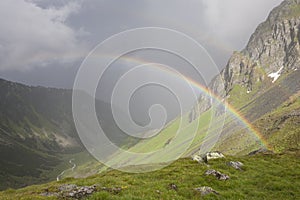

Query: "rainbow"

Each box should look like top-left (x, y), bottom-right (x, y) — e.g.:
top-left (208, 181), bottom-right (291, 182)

top-left (92, 54), bottom-right (271, 150)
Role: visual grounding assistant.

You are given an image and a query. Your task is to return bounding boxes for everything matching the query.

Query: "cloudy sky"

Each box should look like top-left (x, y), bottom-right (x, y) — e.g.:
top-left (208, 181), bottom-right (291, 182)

top-left (0, 0), bottom-right (283, 88)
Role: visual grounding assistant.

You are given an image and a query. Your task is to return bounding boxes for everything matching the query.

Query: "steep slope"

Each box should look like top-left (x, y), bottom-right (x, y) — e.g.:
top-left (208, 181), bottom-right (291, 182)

top-left (0, 79), bottom-right (80, 150)
top-left (191, 0), bottom-right (300, 154)
top-left (0, 78), bottom-right (138, 190)
top-left (94, 0), bottom-right (300, 168)
top-left (0, 78), bottom-right (81, 190)
top-left (216, 0), bottom-right (300, 99)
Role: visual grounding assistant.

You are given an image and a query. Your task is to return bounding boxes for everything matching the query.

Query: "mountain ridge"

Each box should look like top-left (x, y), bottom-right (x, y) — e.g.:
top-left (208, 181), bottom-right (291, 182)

top-left (0, 78), bottom-right (140, 190)
top-left (190, 0), bottom-right (300, 153)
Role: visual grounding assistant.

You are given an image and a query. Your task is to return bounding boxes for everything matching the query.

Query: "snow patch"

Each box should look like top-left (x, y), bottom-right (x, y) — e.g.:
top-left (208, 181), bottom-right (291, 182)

top-left (268, 66), bottom-right (284, 83)
top-left (247, 90), bottom-right (251, 94)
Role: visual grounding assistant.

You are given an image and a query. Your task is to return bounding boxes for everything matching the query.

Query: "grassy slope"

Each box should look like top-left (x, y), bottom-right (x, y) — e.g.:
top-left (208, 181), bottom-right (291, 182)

top-left (0, 151), bottom-right (299, 200)
top-left (46, 107), bottom-right (238, 180)
top-left (216, 70), bottom-right (300, 155)
top-left (105, 67), bottom-right (288, 164)
top-left (253, 92), bottom-right (300, 152)
top-left (58, 69), bottom-right (300, 179)
top-left (0, 79), bottom-right (82, 190)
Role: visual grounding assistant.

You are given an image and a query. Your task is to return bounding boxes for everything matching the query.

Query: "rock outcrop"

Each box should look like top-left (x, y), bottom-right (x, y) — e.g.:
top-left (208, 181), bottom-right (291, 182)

top-left (221, 0), bottom-right (300, 95)
top-left (40, 184), bottom-right (122, 199)
top-left (192, 0), bottom-right (300, 116)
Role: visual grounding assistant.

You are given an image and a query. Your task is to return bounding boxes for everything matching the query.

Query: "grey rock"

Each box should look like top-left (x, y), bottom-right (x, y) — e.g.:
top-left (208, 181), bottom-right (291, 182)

top-left (205, 169), bottom-right (230, 180)
top-left (194, 186), bottom-right (219, 196)
top-left (228, 161), bottom-right (244, 170)
top-left (205, 152), bottom-right (225, 161)
top-left (191, 155), bottom-right (204, 163)
top-left (168, 183), bottom-right (178, 191)
top-left (192, 152), bottom-right (225, 164)
top-left (59, 185), bottom-right (97, 199)
top-left (68, 192), bottom-right (75, 197)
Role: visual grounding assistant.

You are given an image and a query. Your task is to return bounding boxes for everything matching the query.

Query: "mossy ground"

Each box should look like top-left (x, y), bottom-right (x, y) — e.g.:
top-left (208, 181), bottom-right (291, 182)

top-left (0, 151), bottom-right (299, 200)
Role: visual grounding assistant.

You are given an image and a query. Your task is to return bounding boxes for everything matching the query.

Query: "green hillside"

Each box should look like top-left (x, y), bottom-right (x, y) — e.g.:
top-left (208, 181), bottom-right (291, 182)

top-left (0, 78), bottom-right (82, 190)
top-left (0, 78), bottom-right (143, 190)
top-left (0, 151), bottom-right (298, 200)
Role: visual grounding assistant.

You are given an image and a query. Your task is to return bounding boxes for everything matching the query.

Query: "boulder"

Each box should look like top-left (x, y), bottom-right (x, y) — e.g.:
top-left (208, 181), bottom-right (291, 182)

top-left (194, 186), bottom-right (219, 196)
top-left (192, 155), bottom-right (204, 163)
top-left (205, 152), bottom-right (225, 161)
top-left (205, 169), bottom-right (230, 180)
top-left (192, 151), bottom-right (225, 163)
top-left (168, 183), bottom-right (178, 191)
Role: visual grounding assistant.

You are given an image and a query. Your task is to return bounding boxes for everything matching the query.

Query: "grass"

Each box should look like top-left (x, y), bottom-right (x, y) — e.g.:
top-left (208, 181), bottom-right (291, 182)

top-left (253, 92), bottom-right (300, 152)
top-left (66, 69), bottom-right (300, 177)
top-left (0, 151), bottom-right (299, 199)
top-left (215, 89), bottom-right (300, 155)
top-left (216, 69), bottom-right (300, 154)
top-left (54, 110), bottom-right (216, 177)
top-left (286, 4), bottom-right (300, 18)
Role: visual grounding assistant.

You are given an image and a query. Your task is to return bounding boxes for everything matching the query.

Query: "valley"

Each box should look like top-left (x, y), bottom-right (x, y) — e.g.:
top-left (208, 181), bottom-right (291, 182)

top-left (0, 0), bottom-right (299, 199)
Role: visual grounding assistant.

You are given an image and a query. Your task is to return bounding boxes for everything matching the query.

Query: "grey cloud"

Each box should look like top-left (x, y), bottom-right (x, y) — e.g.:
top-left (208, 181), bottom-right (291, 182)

top-left (200, 0), bottom-right (283, 49)
top-left (137, 0), bottom-right (283, 68)
top-left (0, 0), bottom-right (284, 87)
top-left (0, 0), bottom-right (87, 71)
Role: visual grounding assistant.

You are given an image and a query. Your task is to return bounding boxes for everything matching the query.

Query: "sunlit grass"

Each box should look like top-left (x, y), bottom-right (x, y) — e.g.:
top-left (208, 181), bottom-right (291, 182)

top-left (1, 151), bottom-right (299, 200)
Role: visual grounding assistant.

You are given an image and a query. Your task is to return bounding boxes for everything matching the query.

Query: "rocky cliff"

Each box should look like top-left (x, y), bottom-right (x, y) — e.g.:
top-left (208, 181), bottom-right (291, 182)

top-left (194, 0), bottom-right (300, 115)
top-left (191, 0), bottom-right (300, 154)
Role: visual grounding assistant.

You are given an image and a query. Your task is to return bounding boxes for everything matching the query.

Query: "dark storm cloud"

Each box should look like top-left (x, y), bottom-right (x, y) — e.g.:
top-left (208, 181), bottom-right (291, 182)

top-left (0, 0), bottom-right (283, 87)
top-left (0, 0), bottom-right (87, 71)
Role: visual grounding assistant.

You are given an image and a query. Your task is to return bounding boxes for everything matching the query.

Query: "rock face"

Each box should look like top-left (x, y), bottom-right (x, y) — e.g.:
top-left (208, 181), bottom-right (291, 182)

top-left (192, 0), bottom-right (300, 115)
top-left (220, 0), bottom-right (300, 96)
top-left (189, 0), bottom-right (300, 155)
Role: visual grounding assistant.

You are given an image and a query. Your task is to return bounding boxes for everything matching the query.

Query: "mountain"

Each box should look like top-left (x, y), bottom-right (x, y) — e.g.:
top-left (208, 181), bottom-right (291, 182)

top-left (101, 0), bottom-right (300, 166)
top-left (0, 78), bottom-right (139, 190)
top-left (191, 0), bottom-right (300, 154)
top-left (109, 0), bottom-right (300, 162)
top-left (0, 1), bottom-right (299, 198)
top-left (0, 78), bottom-right (81, 190)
